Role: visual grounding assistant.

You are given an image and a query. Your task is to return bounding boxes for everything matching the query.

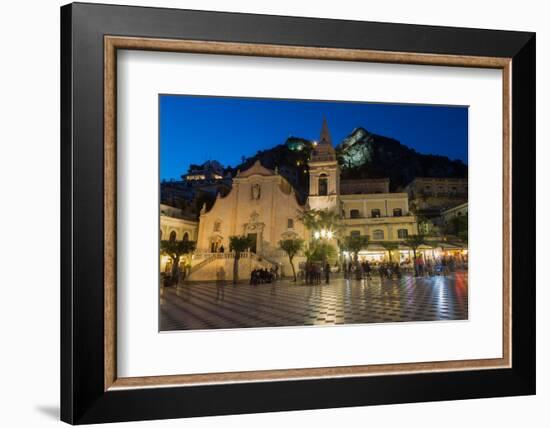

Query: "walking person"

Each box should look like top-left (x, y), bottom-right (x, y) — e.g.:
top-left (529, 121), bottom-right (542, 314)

top-left (394, 262), bottom-right (402, 279)
top-left (316, 264), bottom-right (322, 285)
top-left (324, 261), bottom-right (330, 284)
top-left (355, 260), bottom-right (362, 281)
top-left (442, 256), bottom-right (449, 276)
top-left (379, 262), bottom-right (386, 280)
top-left (364, 260), bottom-right (372, 280)
top-left (216, 267), bottom-right (226, 301)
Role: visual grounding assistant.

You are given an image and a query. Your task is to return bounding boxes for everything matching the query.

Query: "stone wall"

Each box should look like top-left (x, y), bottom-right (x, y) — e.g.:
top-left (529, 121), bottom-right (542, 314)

top-left (186, 252), bottom-right (306, 282)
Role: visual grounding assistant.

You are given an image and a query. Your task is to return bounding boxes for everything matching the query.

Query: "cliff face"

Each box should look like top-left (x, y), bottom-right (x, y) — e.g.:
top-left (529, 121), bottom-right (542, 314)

top-left (336, 128), bottom-right (467, 190)
top-left (228, 127), bottom-right (467, 193)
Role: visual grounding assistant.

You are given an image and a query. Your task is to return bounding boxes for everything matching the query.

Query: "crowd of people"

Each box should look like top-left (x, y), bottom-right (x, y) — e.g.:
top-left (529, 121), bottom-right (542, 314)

top-left (338, 253), bottom-right (467, 280)
top-left (301, 262), bottom-right (332, 285)
top-left (412, 254), bottom-right (466, 276)
top-left (294, 253), bottom-right (467, 285)
top-left (165, 252), bottom-right (467, 289)
top-left (343, 260), bottom-right (402, 280)
top-left (250, 267), bottom-right (278, 285)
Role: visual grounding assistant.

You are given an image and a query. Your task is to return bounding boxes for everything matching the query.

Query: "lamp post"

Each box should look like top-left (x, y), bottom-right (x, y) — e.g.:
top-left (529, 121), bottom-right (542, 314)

top-left (314, 228), bottom-right (334, 240)
top-left (312, 228), bottom-right (334, 257)
top-left (312, 228), bottom-right (335, 284)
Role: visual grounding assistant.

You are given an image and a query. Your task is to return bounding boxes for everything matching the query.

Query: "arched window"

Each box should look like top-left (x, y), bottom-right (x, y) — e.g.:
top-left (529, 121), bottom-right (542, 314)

top-left (318, 174), bottom-right (328, 196)
top-left (397, 229), bottom-right (408, 239)
top-left (182, 232), bottom-right (189, 241)
top-left (350, 230), bottom-right (361, 238)
top-left (169, 231), bottom-right (177, 242)
top-left (213, 221), bottom-right (221, 232)
top-left (350, 209), bottom-right (361, 219)
top-left (393, 208), bottom-right (402, 217)
top-left (373, 229), bottom-right (384, 240)
top-left (371, 209), bottom-right (381, 218)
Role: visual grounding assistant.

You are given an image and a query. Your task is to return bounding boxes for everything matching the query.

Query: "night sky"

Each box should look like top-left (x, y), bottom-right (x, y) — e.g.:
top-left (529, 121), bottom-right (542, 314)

top-left (160, 95), bottom-right (468, 180)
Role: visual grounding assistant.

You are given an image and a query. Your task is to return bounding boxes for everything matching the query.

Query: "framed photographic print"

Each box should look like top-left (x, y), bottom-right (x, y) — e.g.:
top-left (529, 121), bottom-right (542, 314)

top-left (60, 2), bottom-right (536, 424)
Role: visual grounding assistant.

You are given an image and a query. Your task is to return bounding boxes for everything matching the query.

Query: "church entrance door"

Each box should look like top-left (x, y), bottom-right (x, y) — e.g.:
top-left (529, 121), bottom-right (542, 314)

top-left (247, 233), bottom-right (258, 253)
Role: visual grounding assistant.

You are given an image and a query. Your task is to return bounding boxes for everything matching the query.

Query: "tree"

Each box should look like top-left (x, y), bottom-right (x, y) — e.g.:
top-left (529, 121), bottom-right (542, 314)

top-left (302, 241), bottom-right (337, 263)
top-left (229, 235), bottom-right (254, 284)
top-left (415, 214), bottom-right (431, 235)
top-left (194, 190), bottom-right (216, 215)
top-left (445, 215), bottom-right (468, 243)
top-left (458, 227), bottom-right (468, 244)
top-left (341, 235), bottom-right (369, 263)
top-left (160, 240), bottom-right (196, 285)
top-left (298, 208), bottom-right (342, 238)
top-left (298, 209), bottom-right (318, 230)
top-left (381, 241), bottom-right (399, 262)
top-left (279, 239), bottom-right (304, 282)
top-left (404, 234), bottom-right (426, 275)
top-left (310, 240), bottom-right (337, 263)
top-left (341, 235), bottom-right (369, 279)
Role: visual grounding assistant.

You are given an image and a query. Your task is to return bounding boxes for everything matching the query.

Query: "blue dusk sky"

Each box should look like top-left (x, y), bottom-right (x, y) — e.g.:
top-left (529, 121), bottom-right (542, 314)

top-left (160, 95), bottom-right (468, 180)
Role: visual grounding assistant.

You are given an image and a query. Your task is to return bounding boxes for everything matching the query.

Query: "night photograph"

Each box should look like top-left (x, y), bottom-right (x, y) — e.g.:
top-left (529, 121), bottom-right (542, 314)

top-left (159, 95), bottom-right (469, 331)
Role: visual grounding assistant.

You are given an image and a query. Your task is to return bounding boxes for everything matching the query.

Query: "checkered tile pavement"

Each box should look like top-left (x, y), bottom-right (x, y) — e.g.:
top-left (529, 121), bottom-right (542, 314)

top-left (160, 271), bottom-right (468, 331)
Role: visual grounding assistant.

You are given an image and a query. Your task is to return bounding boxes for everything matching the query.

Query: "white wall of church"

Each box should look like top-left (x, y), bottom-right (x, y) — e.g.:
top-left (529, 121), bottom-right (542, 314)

top-left (197, 163), bottom-right (308, 267)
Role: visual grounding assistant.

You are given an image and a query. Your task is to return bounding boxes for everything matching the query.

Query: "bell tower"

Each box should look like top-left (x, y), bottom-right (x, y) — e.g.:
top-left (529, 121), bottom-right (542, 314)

top-left (307, 118), bottom-right (340, 212)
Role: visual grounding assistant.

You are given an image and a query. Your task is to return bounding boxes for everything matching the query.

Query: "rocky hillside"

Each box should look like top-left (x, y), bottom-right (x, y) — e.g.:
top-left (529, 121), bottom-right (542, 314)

top-left (227, 127), bottom-right (467, 193)
top-left (336, 127), bottom-right (467, 190)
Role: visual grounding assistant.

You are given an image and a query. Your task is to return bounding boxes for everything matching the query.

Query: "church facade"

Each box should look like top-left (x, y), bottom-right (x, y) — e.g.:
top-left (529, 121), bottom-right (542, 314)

top-left (196, 160), bottom-right (308, 254)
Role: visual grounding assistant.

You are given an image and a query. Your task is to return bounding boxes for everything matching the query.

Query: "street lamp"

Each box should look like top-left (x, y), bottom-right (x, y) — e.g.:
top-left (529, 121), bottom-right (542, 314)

top-left (314, 228), bottom-right (334, 240)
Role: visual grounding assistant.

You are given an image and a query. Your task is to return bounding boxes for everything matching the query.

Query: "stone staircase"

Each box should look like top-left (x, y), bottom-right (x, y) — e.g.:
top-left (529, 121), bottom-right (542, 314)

top-left (248, 252), bottom-right (277, 270)
top-left (188, 254), bottom-right (217, 275)
top-left (187, 251), bottom-right (277, 282)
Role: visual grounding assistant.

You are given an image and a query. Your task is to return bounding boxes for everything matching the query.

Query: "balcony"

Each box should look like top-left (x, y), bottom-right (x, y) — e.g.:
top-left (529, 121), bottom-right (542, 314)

top-left (343, 215), bottom-right (416, 225)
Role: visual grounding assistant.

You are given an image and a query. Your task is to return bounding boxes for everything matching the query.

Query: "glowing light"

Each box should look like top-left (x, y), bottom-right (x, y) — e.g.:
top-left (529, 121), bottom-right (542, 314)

top-left (186, 174), bottom-right (206, 181)
top-left (314, 229), bottom-right (334, 240)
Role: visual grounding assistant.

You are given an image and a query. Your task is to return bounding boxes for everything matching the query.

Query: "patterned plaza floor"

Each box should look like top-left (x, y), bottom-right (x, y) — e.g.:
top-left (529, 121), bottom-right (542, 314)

top-left (160, 271), bottom-right (468, 331)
